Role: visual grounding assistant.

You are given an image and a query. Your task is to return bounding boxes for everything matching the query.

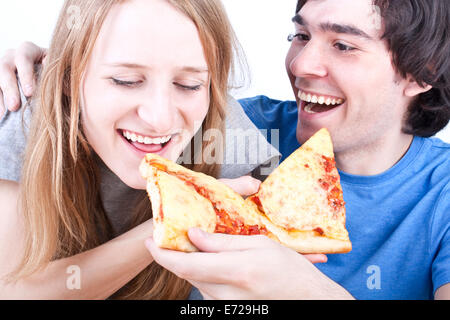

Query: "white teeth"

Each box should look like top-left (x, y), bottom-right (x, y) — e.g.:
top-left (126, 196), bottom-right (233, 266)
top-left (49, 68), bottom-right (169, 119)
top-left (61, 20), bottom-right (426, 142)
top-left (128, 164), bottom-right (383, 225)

top-left (298, 91), bottom-right (345, 106)
top-left (122, 131), bottom-right (172, 145)
top-left (304, 103), bottom-right (317, 114)
top-left (300, 92), bottom-right (307, 101)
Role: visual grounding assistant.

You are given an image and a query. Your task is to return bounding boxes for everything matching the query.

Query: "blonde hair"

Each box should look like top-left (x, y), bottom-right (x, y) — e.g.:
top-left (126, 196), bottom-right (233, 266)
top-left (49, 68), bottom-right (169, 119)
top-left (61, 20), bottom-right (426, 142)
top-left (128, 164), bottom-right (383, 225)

top-left (11, 0), bottom-right (241, 299)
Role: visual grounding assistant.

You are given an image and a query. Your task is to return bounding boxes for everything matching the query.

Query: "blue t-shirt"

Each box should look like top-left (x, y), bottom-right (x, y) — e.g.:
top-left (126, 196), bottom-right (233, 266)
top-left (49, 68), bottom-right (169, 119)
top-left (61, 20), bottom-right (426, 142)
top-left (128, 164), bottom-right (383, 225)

top-left (240, 96), bottom-right (300, 162)
top-left (239, 95), bottom-right (450, 300)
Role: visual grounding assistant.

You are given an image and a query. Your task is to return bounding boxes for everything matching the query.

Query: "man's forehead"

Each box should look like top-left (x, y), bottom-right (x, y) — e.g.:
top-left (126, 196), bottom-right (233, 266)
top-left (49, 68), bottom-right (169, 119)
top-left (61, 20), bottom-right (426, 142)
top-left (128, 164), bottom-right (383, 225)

top-left (296, 0), bottom-right (382, 38)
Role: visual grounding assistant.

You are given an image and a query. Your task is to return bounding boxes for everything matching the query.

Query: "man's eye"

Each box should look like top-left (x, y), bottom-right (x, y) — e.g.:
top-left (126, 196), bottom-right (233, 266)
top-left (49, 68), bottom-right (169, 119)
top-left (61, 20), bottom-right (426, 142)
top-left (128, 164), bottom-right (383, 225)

top-left (111, 78), bottom-right (141, 87)
top-left (288, 33), bottom-right (310, 42)
top-left (334, 42), bottom-right (356, 52)
top-left (298, 33), bottom-right (310, 41)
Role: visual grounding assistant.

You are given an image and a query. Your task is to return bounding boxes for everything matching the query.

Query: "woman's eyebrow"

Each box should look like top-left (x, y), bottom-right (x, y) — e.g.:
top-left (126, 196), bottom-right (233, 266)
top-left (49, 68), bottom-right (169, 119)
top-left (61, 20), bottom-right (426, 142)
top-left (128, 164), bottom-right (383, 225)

top-left (292, 14), bottom-right (373, 40)
top-left (102, 63), bottom-right (208, 73)
top-left (102, 62), bottom-right (147, 69)
top-left (177, 66), bottom-right (209, 74)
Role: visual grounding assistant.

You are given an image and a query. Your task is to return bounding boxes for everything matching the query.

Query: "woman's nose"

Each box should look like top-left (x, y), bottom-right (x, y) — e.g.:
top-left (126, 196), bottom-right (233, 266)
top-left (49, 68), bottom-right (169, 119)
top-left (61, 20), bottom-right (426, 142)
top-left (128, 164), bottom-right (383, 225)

top-left (137, 86), bottom-right (176, 134)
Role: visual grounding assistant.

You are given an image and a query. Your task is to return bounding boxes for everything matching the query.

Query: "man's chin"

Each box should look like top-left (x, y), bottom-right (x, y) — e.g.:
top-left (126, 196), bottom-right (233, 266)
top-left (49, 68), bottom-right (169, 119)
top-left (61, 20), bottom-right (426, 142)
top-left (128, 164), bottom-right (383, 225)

top-left (296, 124), bottom-right (320, 145)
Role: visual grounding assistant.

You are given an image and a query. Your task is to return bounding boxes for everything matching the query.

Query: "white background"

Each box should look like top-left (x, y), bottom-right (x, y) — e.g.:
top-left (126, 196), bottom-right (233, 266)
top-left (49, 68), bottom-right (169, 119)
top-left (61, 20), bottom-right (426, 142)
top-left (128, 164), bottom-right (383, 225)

top-left (0, 0), bottom-right (448, 141)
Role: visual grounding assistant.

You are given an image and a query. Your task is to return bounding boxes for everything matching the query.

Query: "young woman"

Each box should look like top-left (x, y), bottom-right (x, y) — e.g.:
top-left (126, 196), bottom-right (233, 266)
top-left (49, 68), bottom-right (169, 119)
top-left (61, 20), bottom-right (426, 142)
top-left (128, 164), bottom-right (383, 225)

top-left (0, 0), bottom-right (277, 299)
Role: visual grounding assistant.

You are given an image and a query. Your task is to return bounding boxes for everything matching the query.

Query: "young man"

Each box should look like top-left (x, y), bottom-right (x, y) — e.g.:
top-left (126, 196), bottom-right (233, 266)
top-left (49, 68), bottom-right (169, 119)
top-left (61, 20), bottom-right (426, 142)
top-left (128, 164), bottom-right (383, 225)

top-left (1, 0), bottom-right (449, 300)
top-left (147, 0), bottom-right (450, 300)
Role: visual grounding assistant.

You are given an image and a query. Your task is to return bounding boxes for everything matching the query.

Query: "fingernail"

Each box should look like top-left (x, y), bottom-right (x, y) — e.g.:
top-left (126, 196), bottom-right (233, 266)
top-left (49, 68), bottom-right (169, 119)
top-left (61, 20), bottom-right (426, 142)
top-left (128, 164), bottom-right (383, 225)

top-left (24, 85), bottom-right (33, 96)
top-left (7, 97), bottom-right (18, 109)
top-left (190, 227), bottom-right (206, 238)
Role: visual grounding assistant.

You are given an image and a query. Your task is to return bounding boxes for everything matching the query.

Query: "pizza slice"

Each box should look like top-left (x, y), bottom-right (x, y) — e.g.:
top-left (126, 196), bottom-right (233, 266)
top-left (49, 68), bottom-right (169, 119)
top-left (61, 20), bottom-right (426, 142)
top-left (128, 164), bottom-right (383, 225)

top-left (140, 128), bottom-right (352, 254)
top-left (245, 128), bottom-right (352, 253)
top-left (139, 154), bottom-right (274, 252)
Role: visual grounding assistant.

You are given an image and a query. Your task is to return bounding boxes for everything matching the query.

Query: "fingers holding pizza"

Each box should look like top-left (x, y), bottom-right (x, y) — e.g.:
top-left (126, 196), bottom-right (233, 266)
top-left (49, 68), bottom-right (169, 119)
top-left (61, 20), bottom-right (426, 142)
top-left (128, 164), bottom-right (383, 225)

top-left (186, 227), bottom-right (327, 263)
top-left (145, 229), bottom-right (341, 300)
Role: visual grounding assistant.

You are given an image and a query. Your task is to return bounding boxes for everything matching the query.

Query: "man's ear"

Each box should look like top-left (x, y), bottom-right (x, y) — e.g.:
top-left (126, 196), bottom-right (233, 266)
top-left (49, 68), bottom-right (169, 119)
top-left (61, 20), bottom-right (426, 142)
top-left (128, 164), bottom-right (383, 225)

top-left (404, 76), bottom-right (432, 98)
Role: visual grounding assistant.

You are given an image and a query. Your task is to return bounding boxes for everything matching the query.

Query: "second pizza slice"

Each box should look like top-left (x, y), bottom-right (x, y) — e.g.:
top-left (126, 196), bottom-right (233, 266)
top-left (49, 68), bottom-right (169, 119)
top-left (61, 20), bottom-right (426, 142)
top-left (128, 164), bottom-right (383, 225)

top-left (246, 128), bottom-right (352, 253)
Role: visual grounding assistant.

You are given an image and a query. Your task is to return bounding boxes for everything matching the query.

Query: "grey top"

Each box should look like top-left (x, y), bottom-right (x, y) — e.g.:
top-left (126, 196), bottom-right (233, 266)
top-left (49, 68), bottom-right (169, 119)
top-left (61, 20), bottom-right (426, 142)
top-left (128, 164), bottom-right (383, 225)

top-left (0, 97), bottom-right (279, 300)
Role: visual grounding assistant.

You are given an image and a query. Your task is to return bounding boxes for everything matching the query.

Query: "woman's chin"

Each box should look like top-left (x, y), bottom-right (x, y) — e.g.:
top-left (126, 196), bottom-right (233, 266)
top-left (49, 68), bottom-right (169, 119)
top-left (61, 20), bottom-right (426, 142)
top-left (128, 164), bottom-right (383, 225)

top-left (113, 168), bottom-right (148, 190)
top-left (123, 177), bottom-right (147, 190)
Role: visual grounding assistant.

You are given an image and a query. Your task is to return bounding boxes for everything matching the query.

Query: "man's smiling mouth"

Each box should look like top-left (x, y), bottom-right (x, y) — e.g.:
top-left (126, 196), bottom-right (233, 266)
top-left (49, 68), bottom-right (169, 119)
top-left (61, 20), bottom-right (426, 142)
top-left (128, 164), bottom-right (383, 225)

top-left (298, 90), bottom-right (346, 114)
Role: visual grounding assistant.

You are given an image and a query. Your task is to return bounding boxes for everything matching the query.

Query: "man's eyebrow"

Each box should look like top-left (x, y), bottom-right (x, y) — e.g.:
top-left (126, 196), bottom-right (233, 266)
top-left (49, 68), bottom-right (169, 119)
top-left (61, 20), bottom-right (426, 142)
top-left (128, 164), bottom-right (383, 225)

top-left (292, 14), bottom-right (307, 27)
top-left (320, 22), bottom-right (373, 40)
top-left (292, 14), bottom-right (373, 40)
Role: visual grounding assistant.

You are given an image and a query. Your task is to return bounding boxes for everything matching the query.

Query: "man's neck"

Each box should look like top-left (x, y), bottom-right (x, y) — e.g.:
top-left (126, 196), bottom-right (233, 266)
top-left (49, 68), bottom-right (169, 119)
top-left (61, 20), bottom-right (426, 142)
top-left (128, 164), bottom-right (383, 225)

top-left (335, 132), bottom-right (414, 176)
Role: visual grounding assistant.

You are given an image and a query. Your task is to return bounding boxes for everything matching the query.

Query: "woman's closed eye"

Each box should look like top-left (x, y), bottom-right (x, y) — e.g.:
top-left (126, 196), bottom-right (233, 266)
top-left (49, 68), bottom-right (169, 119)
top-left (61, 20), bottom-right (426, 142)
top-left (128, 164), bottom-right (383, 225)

top-left (110, 78), bottom-right (203, 92)
top-left (110, 78), bottom-right (143, 88)
top-left (174, 83), bottom-right (202, 91)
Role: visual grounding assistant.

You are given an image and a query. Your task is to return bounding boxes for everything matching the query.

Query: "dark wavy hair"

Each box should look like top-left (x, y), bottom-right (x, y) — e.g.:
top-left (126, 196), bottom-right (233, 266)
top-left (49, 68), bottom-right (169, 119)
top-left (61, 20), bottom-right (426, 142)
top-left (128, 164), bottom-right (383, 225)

top-left (296, 0), bottom-right (450, 137)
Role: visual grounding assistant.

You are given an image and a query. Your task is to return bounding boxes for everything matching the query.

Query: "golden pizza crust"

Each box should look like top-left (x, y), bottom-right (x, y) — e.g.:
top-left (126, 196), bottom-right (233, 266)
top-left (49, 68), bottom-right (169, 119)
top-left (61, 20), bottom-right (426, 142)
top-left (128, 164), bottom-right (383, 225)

top-left (246, 200), bottom-right (352, 253)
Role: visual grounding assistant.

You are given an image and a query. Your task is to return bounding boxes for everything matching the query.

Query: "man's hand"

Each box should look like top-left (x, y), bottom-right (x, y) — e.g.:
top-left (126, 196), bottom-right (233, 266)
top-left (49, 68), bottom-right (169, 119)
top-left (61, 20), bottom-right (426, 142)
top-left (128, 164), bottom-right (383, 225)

top-left (146, 228), bottom-right (353, 300)
top-left (218, 176), bottom-right (328, 265)
top-left (145, 173), bottom-right (338, 299)
top-left (0, 42), bottom-right (47, 117)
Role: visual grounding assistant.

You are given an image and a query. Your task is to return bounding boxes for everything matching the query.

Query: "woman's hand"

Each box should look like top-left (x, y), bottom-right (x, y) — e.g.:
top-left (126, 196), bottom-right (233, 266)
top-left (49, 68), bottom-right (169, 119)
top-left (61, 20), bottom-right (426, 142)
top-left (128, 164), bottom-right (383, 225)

top-left (146, 228), bottom-right (353, 300)
top-left (0, 42), bottom-right (47, 116)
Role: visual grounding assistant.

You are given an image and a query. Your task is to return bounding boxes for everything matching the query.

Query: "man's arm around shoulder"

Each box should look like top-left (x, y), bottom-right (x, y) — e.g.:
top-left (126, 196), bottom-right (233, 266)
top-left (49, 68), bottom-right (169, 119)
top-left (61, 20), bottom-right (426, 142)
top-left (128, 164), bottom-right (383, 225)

top-left (435, 283), bottom-right (450, 300)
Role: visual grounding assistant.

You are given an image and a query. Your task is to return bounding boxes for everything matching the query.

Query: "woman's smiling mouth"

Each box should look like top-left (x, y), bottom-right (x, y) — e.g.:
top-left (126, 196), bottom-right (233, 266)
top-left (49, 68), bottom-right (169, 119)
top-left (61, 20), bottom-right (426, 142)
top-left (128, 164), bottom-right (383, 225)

top-left (119, 129), bottom-right (174, 155)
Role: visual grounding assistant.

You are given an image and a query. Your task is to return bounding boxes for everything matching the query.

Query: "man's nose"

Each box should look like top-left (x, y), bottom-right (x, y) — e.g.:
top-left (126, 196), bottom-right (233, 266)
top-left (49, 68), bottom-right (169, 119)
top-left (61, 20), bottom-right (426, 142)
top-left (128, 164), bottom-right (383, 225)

top-left (137, 86), bottom-right (175, 134)
top-left (289, 41), bottom-right (328, 79)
